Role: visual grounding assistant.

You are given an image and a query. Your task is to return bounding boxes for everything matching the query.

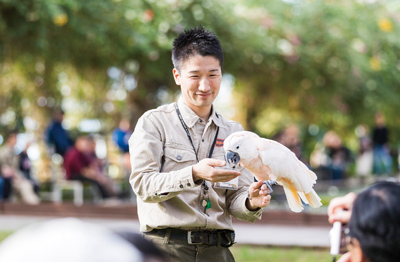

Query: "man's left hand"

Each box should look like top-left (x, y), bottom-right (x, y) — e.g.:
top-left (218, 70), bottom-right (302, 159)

top-left (246, 180), bottom-right (271, 211)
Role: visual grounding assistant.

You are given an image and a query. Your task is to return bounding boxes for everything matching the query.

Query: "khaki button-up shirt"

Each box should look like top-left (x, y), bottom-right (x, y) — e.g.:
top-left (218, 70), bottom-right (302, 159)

top-left (129, 98), bottom-right (262, 232)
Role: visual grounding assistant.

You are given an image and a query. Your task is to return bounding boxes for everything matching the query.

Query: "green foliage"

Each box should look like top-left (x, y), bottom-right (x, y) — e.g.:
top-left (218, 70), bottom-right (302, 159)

top-left (233, 1), bottom-right (400, 139)
top-left (1, 0), bottom-right (400, 153)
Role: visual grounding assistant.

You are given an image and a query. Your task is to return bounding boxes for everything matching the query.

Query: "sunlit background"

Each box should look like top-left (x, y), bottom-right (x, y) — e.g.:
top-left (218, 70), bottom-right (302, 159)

top-left (1, 0), bottom-right (399, 182)
top-left (1, 0), bottom-right (400, 260)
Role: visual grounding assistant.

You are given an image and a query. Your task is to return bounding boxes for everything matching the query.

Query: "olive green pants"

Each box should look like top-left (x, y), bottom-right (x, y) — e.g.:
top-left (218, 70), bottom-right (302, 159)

top-left (144, 233), bottom-right (235, 262)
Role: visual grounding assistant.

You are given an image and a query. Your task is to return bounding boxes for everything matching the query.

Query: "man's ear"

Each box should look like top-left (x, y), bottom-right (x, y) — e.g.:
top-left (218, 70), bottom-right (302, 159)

top-left (172, 68), bottom-right (181, 85)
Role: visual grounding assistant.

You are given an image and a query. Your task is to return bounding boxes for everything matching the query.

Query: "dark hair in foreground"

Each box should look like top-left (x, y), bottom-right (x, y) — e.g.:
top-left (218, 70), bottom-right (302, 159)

top-left (349, 181), bottom-right (400, 262)
top-left (172, 26), bottom-right (223, 71)
top-left (116, 231), bottom-right (168, 262)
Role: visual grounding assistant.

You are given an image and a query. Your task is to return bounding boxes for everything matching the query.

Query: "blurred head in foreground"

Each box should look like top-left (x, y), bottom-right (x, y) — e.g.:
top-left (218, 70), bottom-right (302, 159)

top-left (0, 218), bottom-right (143, 262)
top-left (117, 231), bottom-right (169, 262)
top-left (348, 181), bottom-right (400, 262)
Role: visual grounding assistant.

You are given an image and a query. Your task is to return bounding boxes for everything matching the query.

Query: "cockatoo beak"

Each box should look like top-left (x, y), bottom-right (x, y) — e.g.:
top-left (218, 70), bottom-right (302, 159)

top-left (226, 151), bottom-right (240, 167)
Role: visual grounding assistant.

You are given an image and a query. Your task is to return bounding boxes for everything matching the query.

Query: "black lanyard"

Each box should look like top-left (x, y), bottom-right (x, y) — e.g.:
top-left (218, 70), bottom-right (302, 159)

top-left (174, 103), bottom-right (220, 190)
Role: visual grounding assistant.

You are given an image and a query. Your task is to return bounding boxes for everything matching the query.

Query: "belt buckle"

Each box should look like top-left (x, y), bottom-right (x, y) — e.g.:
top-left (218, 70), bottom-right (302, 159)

top-left (187, 231), bottom-right (202, 245)
top-left (221, 231), bottom-right (235, 247)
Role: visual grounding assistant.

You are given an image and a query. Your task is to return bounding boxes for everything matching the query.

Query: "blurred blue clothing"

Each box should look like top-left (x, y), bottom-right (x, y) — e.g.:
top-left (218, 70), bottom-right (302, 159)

top-left (0, 177), bottom-right (12, 200)
top-left (0, 176), bottom-right (3, 199)
top-left (373, 145), bottom-right (393, 175)
top-left (112, 128), bottom-right (131, 153)
top-left (372, 125), bottom-right (392, 175)
top-left (46, 121), bottom-right (73, 156)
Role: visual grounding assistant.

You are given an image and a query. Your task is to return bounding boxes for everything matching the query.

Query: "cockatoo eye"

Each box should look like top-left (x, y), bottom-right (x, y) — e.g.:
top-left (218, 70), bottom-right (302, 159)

top-left (236, 145), bottom-right (240, 149)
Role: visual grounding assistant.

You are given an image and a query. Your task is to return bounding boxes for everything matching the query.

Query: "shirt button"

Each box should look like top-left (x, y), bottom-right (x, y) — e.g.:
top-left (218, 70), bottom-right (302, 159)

top-left (179, 184), bottom-right (184, 188)
top-left (187, 183), bottom-right (191, 186)
top-left (202, 139), bottom-right (204, 142)
top-left (176, 155), bottom-right (182, 160)
top-left (199, 119), bottom-right (203, 123)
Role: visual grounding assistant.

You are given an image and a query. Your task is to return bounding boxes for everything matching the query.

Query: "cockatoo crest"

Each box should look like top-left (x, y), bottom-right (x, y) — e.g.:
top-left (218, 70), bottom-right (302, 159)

top-left (224, 131), bottom-right (260, 167)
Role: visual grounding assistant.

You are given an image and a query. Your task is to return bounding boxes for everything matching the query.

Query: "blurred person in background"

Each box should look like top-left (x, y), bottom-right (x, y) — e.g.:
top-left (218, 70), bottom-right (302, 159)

top-left (328, 181), bottom-right (400, 262)
top-left (88, 135), bottom-right (118, 198)
top-left (112, 118), bottom-right (132, 154)
top-left (19, 142), bottom-right (40, 195)
top-left (355, 125), bottom-right (373, 179)
top-left (0, 130), bottom-right (40, 204)
top-left (46, 108), bottom-right (73, 157)
top-left (63, 136), bottom-right (114, 200)
top-left (0, 171), bottom-right (4, 200)
top-left (372, 112), bottom-right (392, 175)
top-left (278, 124), bottom-right (307, 165)
top-left (311, 131), bottom-right (352, 181)
top-left (87, 135), bottom-right (106, 176)
top-left (112, 119), bottom-right (133, 198)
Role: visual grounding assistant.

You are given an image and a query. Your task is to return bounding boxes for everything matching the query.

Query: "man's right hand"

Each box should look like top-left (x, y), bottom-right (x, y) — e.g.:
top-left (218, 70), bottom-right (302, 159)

top-left (192, 158), bottom-right (241, 183)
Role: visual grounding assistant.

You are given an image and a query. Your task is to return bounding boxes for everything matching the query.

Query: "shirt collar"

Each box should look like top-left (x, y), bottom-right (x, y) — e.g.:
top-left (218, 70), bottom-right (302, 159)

top-left (208, 104), bottom-right (225, 128)
top-left (177, 97), bottom-right (225, 128)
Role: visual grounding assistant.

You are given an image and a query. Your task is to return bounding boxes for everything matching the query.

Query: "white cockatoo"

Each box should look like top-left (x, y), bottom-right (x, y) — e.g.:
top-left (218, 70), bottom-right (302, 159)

top-left (224, 131), bottom-right (322, 212)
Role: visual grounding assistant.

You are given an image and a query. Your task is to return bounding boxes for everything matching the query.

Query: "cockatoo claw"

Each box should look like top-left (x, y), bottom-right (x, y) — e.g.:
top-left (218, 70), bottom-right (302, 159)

top-left (263, 180), bottom-right (277, 194)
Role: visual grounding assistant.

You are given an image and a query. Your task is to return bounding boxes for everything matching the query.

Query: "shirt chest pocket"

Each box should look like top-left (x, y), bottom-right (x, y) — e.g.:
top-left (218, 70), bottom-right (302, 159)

top-left (161, 146), bottom-right (197, 172)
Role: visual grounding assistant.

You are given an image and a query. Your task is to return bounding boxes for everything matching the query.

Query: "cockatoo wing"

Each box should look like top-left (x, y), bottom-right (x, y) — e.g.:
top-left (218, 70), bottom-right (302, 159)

top-left (258, 138), bottom-right (322, 212)
top-left (258, 138), bottom-right (314, 193)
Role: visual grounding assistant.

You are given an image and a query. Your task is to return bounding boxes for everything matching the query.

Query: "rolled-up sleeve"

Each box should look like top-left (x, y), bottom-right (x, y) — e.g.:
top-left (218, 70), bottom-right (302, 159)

top-left (129, 114), bottom-right (199, 203)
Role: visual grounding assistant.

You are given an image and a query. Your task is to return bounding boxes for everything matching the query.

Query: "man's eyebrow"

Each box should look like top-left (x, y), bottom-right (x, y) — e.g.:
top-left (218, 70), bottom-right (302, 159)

top-left (188, 69), bottom-right (220, 73)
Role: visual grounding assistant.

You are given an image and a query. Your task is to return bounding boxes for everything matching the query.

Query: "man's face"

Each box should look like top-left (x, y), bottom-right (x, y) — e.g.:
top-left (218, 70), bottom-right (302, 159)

top-left (173, 54), bottom-right (222, 114)
top-left (7, 134), bottom-right (17, 147)
top-left (76, 137), bottom-right (91, 154)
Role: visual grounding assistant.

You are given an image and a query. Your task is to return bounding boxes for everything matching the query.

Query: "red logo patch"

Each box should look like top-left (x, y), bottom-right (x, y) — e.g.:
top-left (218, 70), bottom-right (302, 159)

top-left (215, 138), bottom-right (224, 147)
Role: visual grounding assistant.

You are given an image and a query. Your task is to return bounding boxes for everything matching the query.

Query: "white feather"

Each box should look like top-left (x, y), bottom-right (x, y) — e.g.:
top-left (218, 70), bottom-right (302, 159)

top-left (224, 131), bottom-right (322, 212)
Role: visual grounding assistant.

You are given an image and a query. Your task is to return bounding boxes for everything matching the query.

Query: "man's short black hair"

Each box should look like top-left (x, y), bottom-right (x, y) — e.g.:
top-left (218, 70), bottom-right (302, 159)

top-left (172, 26), bottom-right (223, 71)
top-left (349, 181), bottom-right (400, 262)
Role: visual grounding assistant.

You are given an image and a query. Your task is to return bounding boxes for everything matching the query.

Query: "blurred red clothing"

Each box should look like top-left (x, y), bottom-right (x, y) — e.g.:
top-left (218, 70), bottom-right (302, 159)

top-left (63, 147), bottom-right (91, 180)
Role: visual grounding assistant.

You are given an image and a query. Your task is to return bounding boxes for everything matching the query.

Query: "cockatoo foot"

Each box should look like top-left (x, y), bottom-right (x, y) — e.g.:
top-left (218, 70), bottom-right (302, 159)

top-left (263, 180), bottom-right (277, 194)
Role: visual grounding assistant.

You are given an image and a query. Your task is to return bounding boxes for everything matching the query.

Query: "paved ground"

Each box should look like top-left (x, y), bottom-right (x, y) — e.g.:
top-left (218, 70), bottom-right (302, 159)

top-left (0, 215), bottom-right (331, 247)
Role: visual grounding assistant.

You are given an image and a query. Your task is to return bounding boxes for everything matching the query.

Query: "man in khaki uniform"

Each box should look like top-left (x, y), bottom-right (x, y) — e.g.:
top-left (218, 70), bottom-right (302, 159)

top-left (129, 26), bottom-right (270, 262)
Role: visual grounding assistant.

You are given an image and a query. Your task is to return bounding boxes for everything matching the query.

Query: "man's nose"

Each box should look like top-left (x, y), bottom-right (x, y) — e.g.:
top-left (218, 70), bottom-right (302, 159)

top-left (198, 78), bottom-right (210, 92)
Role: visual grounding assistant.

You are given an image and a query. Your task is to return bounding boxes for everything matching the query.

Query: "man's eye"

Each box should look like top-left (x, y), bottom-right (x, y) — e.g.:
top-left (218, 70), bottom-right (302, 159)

top-left (190, 76), bottom-right (199, 78)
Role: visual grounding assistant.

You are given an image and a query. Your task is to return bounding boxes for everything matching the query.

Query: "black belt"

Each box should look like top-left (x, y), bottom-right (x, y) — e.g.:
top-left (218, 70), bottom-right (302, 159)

top-left (145, 228), bottom-right (235, 247)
